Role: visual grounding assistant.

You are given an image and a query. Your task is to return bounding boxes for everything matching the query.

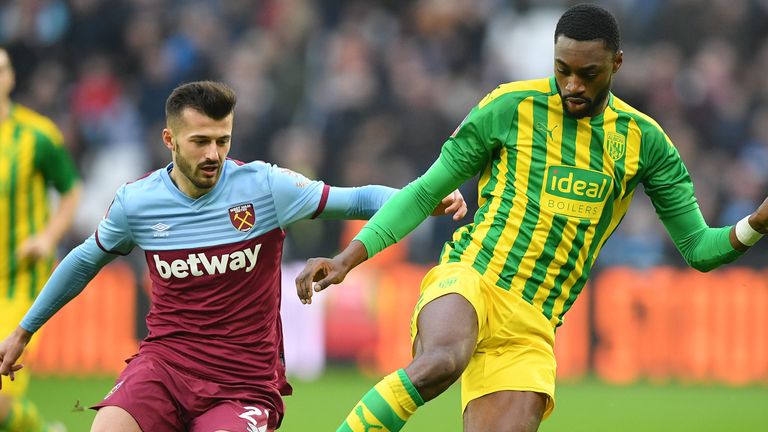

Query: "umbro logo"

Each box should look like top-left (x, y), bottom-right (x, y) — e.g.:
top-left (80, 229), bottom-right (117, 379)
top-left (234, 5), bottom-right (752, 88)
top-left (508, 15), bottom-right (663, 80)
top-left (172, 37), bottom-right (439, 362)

top-left (151, 223), bottom-right (171, 238)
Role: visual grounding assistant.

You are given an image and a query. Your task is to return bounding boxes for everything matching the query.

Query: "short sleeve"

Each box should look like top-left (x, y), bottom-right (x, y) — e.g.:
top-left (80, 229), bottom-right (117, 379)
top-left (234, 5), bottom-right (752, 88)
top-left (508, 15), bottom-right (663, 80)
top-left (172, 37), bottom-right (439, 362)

top-left (95, 187), bottom-right (135, 255)
top-left (268, 164), bottom-right (327, 228)
top-left (34, 126), bottom-right (79, 193)
top-left (641, 129), bottom-right (699, 218)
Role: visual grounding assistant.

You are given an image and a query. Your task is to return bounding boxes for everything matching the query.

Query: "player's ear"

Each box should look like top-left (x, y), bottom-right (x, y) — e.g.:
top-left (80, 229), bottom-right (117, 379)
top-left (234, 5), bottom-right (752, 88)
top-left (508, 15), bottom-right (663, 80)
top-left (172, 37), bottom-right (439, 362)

top-left (162, 128), bottom-right (174, 151)
top-left (613, 50), bottom-right (623, 73)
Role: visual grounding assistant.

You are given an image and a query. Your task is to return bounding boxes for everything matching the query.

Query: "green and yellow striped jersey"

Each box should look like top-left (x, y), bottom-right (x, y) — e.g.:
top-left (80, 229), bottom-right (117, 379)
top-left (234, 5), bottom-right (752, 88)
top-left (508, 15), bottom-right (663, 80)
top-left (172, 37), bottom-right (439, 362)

top-left (0, 103), bottom-right (78, 300)
top-left (439, 77), bottom-right (698, 326)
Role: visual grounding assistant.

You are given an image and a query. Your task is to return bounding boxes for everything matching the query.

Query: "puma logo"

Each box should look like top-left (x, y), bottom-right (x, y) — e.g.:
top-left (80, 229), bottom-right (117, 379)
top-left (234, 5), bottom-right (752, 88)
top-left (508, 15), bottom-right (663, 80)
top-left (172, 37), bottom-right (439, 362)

top-left (535, 122), bottom-right (559, 141)
top-left (355, 406), bottom-right (383, 431)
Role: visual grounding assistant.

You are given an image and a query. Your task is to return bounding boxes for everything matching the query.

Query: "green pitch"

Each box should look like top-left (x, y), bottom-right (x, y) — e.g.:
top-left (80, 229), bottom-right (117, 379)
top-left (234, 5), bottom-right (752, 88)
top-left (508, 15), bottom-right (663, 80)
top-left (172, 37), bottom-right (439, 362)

top-left (27, 369), bottom-right (767, 431)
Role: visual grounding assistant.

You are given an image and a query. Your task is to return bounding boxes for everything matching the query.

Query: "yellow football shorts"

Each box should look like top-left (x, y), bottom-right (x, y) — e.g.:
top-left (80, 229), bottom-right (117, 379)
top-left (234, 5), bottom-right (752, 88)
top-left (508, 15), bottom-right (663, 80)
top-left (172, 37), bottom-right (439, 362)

top-left (0, 292), bottom-right (40, 397)
top-left (410, 262), bottom-right (557, 419)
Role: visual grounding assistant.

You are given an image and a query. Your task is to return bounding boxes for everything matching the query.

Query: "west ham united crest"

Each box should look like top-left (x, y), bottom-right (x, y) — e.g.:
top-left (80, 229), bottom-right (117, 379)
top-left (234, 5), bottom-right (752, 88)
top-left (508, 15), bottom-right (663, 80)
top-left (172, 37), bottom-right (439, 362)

top-left (228, 203), bottom-right (255, 232)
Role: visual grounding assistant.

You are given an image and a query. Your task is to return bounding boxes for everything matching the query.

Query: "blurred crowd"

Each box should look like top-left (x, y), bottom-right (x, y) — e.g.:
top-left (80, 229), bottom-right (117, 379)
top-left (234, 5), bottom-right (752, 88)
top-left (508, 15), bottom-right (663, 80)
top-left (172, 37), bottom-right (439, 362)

top-left (3, 0), bottom-right (767, 267)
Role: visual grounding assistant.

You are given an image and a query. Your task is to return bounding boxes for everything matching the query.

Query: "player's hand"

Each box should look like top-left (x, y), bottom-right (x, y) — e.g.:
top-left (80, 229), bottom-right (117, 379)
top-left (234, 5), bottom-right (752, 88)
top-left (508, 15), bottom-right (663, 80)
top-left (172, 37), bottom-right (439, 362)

top-left (296, 241), bottom-right (369, 305)
top-left (295, 257), bottom-right (350, 305)
top-left (0, 327), bottom-right (32, 390)
top-left (432, 189), bottom-right (468, 221)
top-left (749, 197), bottom-right (768, 234)
top-left (16, 234), bottom-right (54, 263)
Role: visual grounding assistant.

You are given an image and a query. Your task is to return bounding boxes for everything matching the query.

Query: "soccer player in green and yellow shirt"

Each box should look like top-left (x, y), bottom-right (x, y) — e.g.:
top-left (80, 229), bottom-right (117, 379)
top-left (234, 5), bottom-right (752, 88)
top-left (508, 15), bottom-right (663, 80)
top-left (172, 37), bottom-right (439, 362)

top-left (0, 48), bottom-right (81, 432)
top-left (296, 4), bottom-right (768, 432)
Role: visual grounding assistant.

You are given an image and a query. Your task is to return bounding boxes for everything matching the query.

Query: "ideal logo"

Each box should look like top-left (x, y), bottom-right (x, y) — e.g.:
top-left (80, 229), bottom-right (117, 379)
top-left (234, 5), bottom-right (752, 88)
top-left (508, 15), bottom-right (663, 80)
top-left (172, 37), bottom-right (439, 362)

top-left (545, 166), bottom-right (610, 202)
top-left (153, 244), bottom-right (261, 279)
top-left (541, 165), bottom-right (613, 220)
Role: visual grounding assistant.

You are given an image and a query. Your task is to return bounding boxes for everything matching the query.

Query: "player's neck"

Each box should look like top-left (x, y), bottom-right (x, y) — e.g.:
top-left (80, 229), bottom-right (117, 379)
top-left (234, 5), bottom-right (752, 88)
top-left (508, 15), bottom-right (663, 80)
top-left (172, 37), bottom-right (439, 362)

top-left (0, 97), bottom-right (10, 121)
top-left (168, 167), bottom-right (210, 199)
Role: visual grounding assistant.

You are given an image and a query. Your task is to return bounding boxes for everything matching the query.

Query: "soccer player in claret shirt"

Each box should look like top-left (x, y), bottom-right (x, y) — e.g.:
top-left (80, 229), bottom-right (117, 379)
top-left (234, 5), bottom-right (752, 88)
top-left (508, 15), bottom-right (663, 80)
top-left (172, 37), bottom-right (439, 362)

top-left (296, 4), bottom-right (768, 432)
top-left (0, 81), bottom-right (467, 432)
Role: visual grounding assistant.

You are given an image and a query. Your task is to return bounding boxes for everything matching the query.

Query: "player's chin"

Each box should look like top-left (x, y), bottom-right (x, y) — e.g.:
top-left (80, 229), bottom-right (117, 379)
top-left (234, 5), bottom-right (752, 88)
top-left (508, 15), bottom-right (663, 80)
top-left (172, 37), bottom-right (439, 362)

top-left (193, 176), bottom-right (219, 189)
top-left (564, 106), bottom-right (591, 118)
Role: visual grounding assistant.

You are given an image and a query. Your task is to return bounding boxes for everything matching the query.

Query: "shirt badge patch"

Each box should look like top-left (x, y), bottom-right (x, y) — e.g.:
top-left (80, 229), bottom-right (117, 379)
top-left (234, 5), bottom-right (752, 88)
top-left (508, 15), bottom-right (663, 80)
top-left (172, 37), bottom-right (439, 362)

top-left (229, 203), bottom-right (255, 232)
top-left (606, 132), bottom-right (626, 161)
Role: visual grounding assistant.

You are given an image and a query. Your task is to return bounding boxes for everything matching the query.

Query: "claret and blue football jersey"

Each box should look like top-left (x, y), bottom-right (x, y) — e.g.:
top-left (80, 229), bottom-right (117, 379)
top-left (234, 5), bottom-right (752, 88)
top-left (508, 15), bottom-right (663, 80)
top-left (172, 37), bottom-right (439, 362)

top-left (23, 159), bottom-right (339, 422)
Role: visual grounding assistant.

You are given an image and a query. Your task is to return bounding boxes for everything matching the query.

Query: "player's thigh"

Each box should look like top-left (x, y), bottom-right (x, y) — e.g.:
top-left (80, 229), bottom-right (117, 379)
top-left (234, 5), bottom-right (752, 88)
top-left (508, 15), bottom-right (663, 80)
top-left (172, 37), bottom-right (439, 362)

top-left (412, 293), bottom-right (478, 359)
top-left (410, 263), bottom-right (487, 360)
top-left (463, 390), bottom-right (547, 432)
top-left (460, 285), bottom-right (557, 419)
top-left (190, 401), bottom-right (272, 432)
top-left (408, 264), bottom-right (486, 399)
top-left (91, 406), bottom-right (142, 432)
top-left (91, 355), bottom-right (184, 432)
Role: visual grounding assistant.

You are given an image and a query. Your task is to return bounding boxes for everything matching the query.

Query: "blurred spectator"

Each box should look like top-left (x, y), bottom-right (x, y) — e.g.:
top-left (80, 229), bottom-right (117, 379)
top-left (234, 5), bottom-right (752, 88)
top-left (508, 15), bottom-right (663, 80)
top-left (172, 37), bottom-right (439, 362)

top-left (1, 0), bottom-right (766, 267)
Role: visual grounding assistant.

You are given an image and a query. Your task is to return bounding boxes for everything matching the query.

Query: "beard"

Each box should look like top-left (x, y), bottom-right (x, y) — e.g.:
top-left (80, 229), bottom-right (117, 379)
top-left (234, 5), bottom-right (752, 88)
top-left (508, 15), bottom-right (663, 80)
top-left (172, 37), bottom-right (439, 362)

top-left (174, 145), bottom-right (221, 191)
top-left (561, 84), bottom-right (611, 118)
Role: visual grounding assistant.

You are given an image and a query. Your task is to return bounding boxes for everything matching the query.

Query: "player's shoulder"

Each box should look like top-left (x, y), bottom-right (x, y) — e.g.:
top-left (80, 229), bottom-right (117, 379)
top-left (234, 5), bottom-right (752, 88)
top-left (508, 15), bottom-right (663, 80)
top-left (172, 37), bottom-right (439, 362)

top-left (10, 103), bottom-right (63, 143)
top-left (610, 95), bottom-right (665, 137)
top-left (226, 158), bottom-right (271, 172)
top-left (224, 158), bottom-right (276, 182)
top-left (477, 77), bottom-right (554, 110)
top-left (117, 168), bottom-right (165, 202)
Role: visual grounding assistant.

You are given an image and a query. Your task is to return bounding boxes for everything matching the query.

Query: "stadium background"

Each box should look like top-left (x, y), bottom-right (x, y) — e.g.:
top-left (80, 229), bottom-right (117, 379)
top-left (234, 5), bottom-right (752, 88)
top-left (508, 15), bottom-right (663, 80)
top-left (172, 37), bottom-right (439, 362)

top-left (3, 0), bottom-right (767, 430)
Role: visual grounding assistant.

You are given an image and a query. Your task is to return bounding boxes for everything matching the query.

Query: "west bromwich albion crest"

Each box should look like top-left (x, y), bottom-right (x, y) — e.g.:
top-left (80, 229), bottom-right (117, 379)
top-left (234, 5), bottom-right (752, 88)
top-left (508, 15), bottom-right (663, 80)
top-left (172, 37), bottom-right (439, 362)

top-left (605, 132), bottom-right (626, 161)
top-left (229, 203), bottom-right (255, 232)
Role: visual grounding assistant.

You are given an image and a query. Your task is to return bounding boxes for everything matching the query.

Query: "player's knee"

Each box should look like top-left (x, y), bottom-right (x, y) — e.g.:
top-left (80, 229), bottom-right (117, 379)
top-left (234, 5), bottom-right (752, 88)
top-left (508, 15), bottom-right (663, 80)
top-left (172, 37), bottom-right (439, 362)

top-left (412, 347), bottom-right (469, 387)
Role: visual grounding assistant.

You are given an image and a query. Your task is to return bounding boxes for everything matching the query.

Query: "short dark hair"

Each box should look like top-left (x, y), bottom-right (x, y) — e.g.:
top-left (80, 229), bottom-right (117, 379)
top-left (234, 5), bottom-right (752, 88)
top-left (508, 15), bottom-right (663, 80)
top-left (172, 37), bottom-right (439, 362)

top-left (165, 80), bottom-right (237, 124)
top-left (554, 3), bottom-right (620, 53)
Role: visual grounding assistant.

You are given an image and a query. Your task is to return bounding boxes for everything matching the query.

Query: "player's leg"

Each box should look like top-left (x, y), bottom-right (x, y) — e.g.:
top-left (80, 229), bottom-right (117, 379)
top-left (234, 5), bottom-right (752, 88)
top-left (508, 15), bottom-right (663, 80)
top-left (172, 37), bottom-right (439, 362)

top-left (90, 355), bottom-right (185, 432)
top-left (337, 294), bottom-right (477, 432)
top-left (336, 264), bottom-right (484, 432)
top-left (459, 282), bottom-right (557, 432)
top-left (90, 406), bottom-right (142, 432)
top-left (463, 391), bottom-right (547, 432)
top-left (405, 293), bottom-right (478, 400)
top-left (189, 401), bottom-right (272, 432)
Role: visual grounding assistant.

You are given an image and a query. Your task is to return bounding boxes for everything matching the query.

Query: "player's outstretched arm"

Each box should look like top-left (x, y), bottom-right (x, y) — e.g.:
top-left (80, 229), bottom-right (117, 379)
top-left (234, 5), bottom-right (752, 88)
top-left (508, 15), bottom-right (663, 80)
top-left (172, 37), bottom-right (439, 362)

top-left (0, 326), bottom-right (32, 390)
top-left (0, 237), bottom-right (117, 387)
top-left (296, 157), bottom-right (470, 304)
top-left (18, 236), bottom-right (118, 332)
top-left (318, 185), bottom-right (467, 221)
top-left (662, 201), bottom-right (766, 272)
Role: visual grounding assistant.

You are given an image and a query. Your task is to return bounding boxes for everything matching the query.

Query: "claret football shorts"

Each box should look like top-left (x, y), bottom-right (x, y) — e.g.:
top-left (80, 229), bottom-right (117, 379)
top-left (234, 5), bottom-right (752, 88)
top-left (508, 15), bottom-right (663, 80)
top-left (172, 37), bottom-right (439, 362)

top-left (92, 354), bottom-right (275, 431)
top-left (410, 262), bottom-right (557, 418)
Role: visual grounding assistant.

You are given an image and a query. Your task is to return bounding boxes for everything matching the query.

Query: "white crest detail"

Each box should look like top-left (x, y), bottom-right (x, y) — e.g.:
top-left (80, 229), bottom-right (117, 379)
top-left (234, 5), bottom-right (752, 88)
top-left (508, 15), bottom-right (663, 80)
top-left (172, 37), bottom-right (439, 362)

top-left (239, 406), bottom-right (268, 432)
